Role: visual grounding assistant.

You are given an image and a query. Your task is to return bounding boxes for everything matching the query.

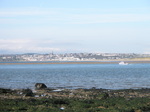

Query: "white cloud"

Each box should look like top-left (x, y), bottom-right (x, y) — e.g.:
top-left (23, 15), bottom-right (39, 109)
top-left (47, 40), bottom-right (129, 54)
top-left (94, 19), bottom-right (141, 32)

top-left (0, 8), bottom-right (56, 17)
top-left (144, 52), bottom-right (150, 54)
top-left (0, 8), bottom-right (150, 25)
top-left (69, 14), bottom-right (150, 24)
top-left (0, 39), bottom-right (62, 53)
top-left (0, 7), bottom-right (150, 54)
top-left (0, 13), bottom-right (149, 26)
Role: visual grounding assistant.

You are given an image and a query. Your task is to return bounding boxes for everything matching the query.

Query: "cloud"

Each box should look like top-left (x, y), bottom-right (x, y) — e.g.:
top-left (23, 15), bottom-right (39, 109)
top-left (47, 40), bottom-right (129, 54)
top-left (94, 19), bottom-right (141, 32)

top-left (0, 8), bottom-right (150, 25)
top-left (0, 7), bottom-right (150, 54)
top-left (69, 14), bottom-right (150, 24)
top-left (0, 39), bottom-right (62, 53)
top-left (144, 52), bottom-right (150, 54)
top-left (0, 8), bottom-right (56, 17)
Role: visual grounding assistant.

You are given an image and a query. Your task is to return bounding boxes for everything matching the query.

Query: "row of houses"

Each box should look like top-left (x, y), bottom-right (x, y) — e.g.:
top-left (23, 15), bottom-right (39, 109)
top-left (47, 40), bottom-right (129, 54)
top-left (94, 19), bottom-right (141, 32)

top-left (0, 53), bottom-right (150, 61)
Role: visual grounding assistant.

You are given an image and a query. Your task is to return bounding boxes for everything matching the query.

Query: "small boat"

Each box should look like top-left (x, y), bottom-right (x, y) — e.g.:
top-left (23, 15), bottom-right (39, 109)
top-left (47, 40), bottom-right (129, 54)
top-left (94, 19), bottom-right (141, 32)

top-left (119, 61), bottom-right (128, 65)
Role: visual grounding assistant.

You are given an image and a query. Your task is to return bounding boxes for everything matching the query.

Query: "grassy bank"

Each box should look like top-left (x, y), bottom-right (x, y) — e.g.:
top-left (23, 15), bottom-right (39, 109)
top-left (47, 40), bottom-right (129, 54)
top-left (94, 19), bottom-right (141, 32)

top-left (0, 88), bottom-right (150, 112)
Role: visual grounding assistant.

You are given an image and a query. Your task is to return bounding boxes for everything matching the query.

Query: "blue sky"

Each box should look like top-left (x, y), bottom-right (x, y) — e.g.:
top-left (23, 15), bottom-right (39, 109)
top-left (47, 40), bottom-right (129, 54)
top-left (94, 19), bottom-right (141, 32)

top-left (0, 0), bottom-right (150, 54)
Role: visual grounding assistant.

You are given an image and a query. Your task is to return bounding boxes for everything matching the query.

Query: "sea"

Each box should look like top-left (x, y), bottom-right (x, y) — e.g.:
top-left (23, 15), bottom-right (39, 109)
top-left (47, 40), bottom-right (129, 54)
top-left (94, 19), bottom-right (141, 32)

top-left (0, 62), bottom-right (150, 90)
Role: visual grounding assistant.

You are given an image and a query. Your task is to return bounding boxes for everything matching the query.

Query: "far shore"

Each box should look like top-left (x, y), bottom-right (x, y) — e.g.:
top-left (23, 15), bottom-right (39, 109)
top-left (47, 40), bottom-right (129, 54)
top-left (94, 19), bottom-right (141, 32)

top-left (0, 59), bottom-right (150, 65)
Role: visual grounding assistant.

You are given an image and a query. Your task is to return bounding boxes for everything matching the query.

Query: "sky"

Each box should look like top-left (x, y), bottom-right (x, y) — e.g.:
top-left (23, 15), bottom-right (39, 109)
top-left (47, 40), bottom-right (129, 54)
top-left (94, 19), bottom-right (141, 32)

top-left (0, 0), bottom-right (150, 54)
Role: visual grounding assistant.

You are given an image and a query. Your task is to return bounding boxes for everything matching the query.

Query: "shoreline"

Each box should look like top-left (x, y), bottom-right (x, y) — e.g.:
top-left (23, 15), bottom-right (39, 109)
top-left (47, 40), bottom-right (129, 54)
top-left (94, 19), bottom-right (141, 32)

top-left (0, 60), bottom-right (150, 65)
top-left (1, 87), bottom-right (150, 99)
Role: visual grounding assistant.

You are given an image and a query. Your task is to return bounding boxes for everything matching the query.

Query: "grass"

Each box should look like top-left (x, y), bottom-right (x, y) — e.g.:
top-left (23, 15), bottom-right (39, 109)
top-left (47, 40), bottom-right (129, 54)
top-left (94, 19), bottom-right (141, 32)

top-left (0, 97), bottom-right (150, 112)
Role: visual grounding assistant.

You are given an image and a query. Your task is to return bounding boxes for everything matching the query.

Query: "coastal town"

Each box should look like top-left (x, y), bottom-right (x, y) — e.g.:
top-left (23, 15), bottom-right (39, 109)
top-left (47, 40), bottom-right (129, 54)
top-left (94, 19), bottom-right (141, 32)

top-left (0, 53), bottom-right (150, 62)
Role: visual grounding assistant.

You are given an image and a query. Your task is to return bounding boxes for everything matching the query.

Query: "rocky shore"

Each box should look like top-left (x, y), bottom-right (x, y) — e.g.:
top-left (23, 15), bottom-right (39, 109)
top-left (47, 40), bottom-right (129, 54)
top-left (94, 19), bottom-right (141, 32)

top-left (0, 87), bottom-right (150, 100)
top-left (0, 83), bottom-right (150, 112)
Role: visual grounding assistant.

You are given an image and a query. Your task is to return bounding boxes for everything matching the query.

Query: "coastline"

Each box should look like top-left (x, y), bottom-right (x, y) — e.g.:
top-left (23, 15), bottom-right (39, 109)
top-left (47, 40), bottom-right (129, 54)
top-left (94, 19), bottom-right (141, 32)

top-left (0, 59), bottom-right (150, 65)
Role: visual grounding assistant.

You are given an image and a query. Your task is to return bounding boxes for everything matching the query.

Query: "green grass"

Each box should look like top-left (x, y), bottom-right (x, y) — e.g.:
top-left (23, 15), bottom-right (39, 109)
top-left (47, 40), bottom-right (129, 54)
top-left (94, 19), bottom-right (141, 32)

top-left (0, 97), bottom-right (150, 112)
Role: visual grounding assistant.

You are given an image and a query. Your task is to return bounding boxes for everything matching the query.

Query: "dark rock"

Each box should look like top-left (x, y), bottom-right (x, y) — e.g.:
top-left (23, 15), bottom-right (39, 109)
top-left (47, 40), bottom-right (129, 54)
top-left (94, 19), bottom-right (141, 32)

top-left (35, 83), bottom-right (47, 89)
top-left (0, 88), bottom-right (12, 94)
top-left (22, 89), bottom-right (34, 97)
top-left (91, 87), bottom-right (96, 89)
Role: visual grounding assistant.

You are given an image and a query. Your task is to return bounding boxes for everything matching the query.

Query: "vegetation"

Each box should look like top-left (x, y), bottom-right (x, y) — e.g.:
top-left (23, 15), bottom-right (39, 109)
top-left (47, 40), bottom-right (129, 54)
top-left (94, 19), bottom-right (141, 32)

top-left (0, 94), bottom-right (150, 111)
top-left (0, 97), bottom-right (150, 112)
top-left (0, 88), bottom-right (150, 112)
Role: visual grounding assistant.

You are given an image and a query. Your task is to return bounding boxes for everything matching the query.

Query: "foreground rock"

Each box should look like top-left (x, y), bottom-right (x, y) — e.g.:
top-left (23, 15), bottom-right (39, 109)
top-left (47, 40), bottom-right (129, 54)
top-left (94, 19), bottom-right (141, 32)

top-left (0, 88), bottom-right (13, 94)
top-left (21, 89), bottom-right (34, 97)
top-left (35, 83), bottom-right (47, 89)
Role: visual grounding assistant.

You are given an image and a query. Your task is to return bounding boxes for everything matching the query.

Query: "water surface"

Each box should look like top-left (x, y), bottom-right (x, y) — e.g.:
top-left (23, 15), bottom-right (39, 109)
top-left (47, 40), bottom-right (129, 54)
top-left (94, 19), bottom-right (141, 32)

top-left (0, 63), bottom-right (150, 89)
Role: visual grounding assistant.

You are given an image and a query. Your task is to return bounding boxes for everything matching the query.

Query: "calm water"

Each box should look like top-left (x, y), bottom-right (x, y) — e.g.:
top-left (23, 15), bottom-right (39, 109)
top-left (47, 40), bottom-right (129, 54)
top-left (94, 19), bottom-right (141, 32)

top-left (0, 63), bottom-right (150, 89)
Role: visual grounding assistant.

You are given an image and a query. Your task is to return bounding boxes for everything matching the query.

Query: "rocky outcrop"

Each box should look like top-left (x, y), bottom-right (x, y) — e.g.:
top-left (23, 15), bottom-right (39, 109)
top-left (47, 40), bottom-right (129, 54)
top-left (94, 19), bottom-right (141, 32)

top-left (22, 89), bottom-right (34, 97)
top-left (0, 88), bottom-right (12, 94)
top-left (35, 83), bottom-right (47, 89)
